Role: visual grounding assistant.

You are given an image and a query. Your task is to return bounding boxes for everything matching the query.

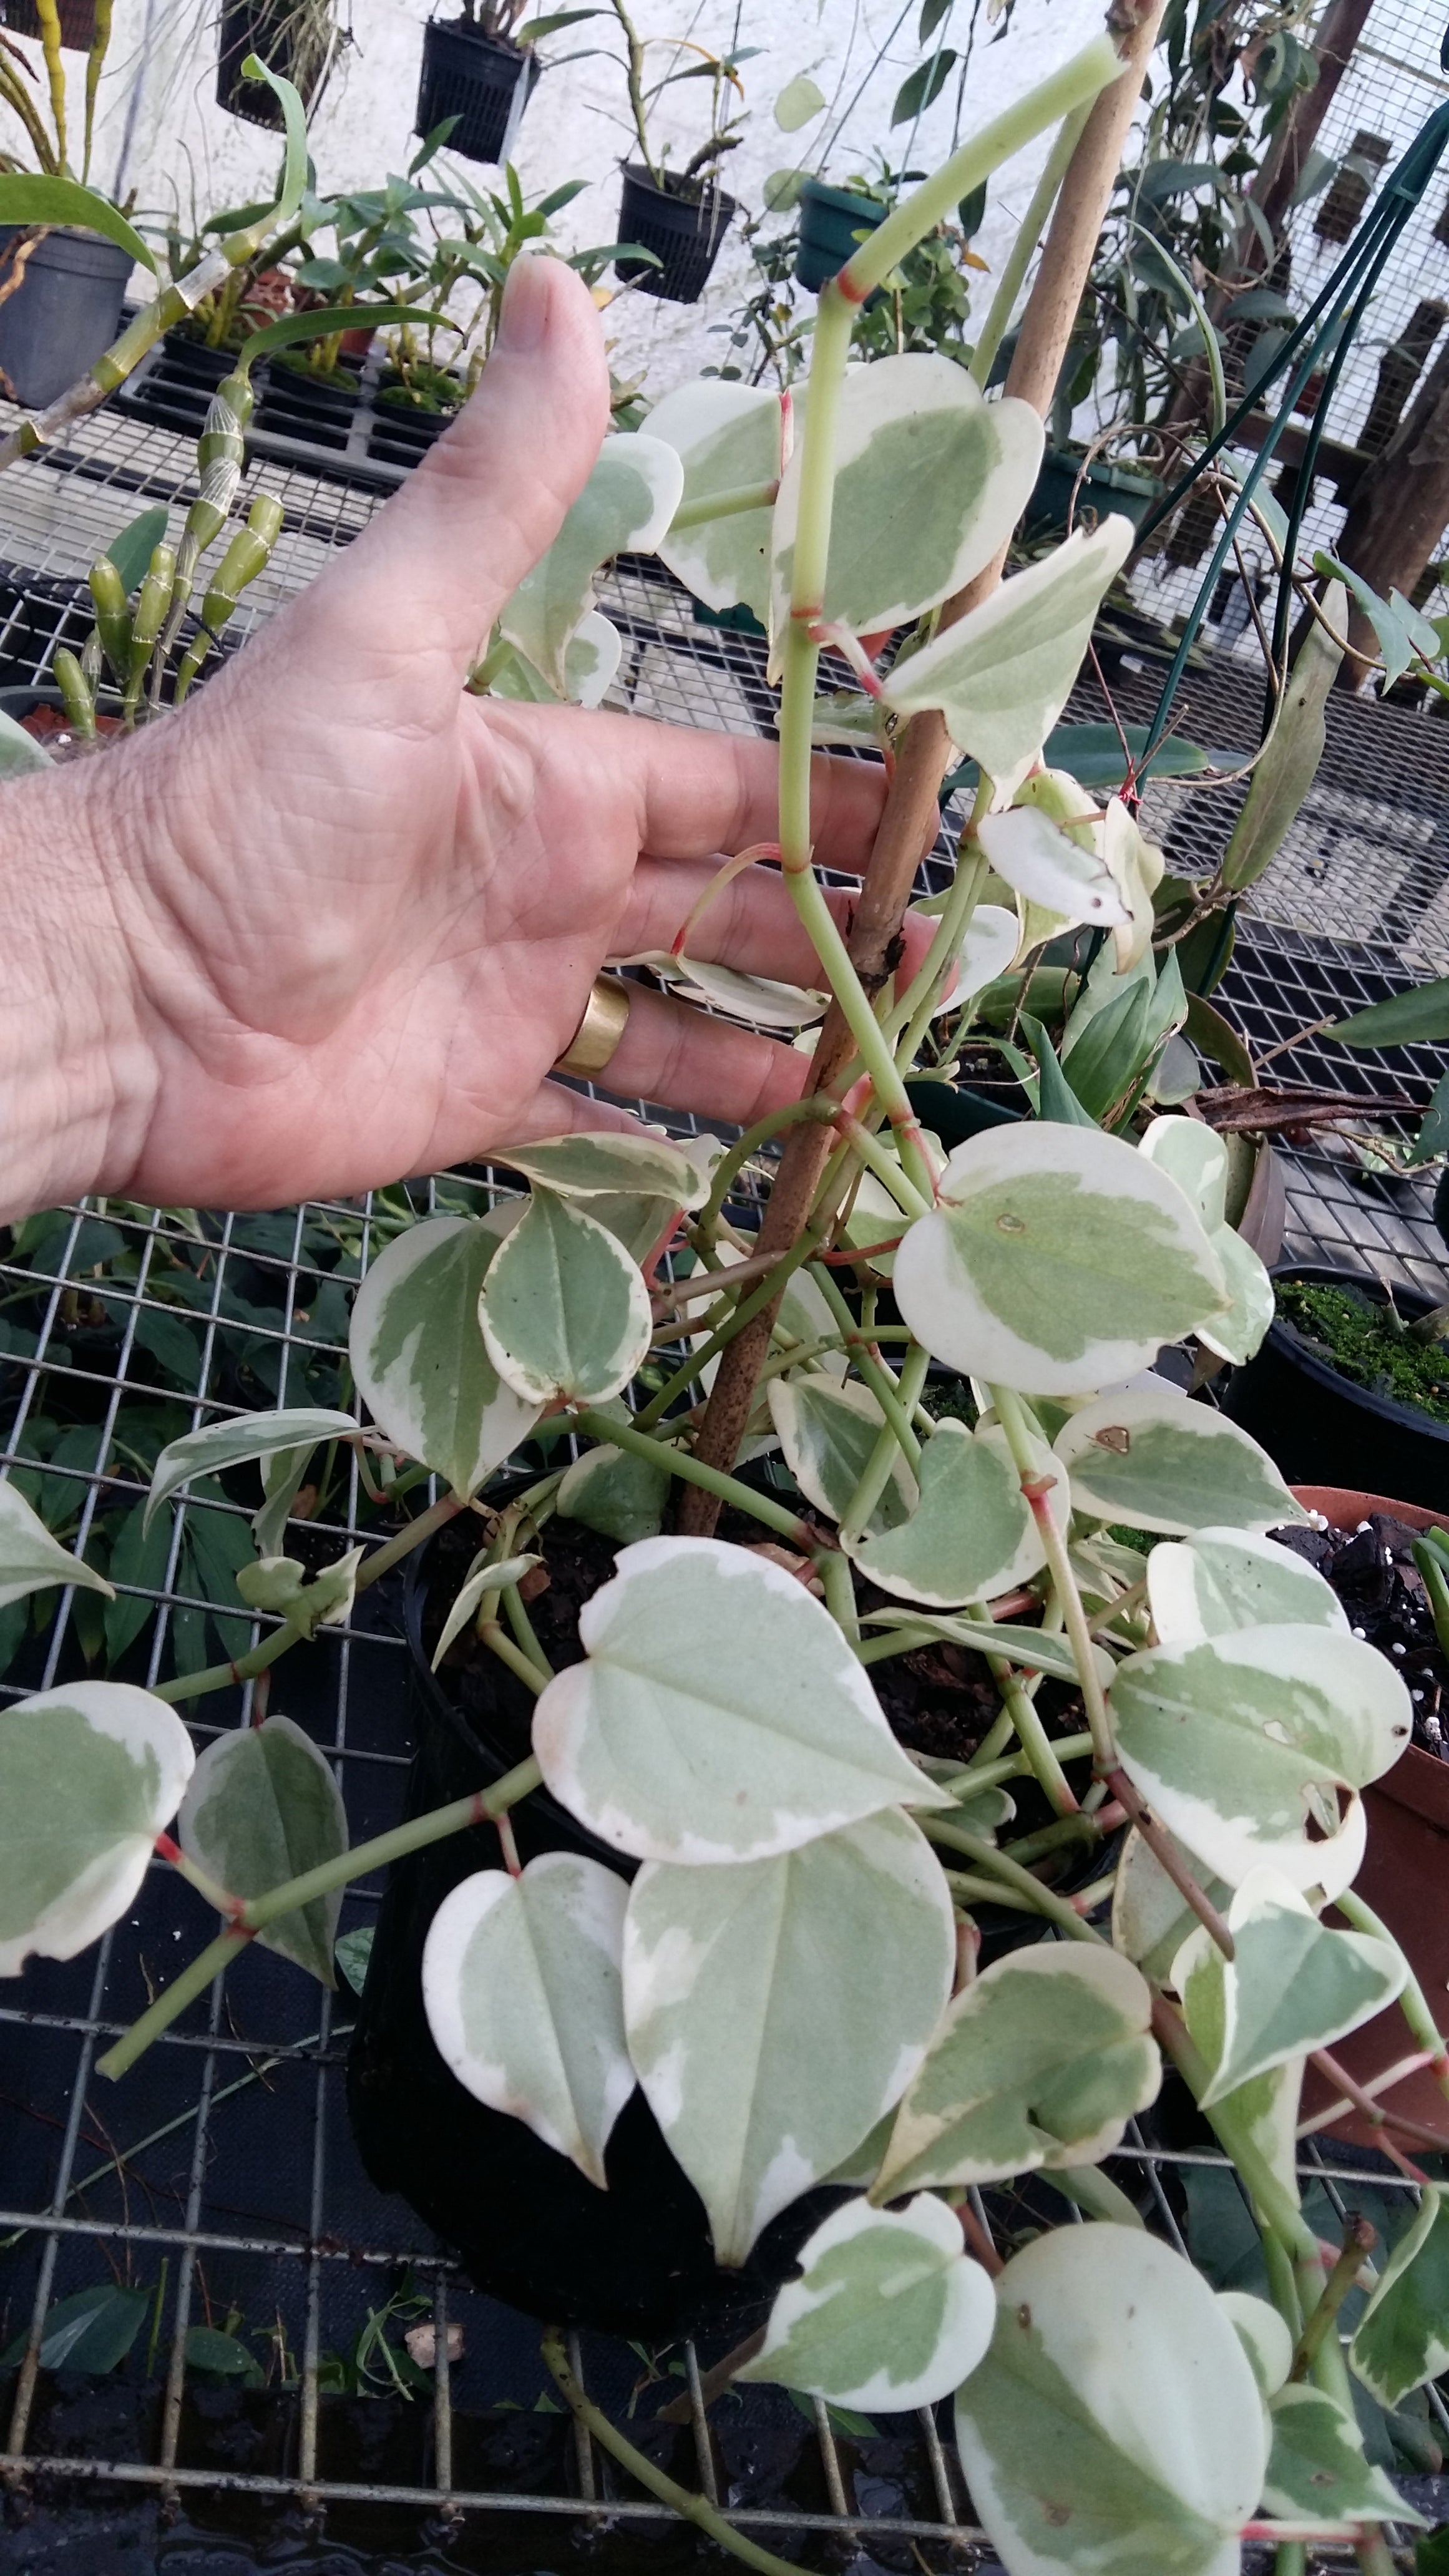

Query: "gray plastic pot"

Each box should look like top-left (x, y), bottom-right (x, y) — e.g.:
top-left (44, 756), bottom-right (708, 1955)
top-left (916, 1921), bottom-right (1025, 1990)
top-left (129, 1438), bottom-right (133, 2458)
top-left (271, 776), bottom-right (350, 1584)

top-left (0, 228), bottom-right (132, 408)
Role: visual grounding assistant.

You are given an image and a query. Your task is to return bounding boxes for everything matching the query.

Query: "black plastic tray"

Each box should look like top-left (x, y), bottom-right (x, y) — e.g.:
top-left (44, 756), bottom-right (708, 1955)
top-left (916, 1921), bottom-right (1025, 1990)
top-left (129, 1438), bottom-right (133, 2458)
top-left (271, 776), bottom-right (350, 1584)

top-left (114, 334), bottom-right (455, 492)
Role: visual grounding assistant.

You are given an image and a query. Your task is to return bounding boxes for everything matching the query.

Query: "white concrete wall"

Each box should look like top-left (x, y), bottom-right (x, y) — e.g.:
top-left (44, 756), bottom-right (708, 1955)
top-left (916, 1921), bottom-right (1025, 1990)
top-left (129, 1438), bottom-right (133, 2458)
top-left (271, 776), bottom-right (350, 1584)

top-left (27, 0), bottom-right (1104, 400)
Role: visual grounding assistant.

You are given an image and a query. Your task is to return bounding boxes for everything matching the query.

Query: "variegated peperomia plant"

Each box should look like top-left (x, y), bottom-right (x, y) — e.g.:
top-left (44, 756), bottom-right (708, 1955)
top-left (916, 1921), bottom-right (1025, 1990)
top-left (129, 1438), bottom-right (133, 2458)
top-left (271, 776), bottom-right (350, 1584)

top-left (2, 34), bottom-right (1447, 2576)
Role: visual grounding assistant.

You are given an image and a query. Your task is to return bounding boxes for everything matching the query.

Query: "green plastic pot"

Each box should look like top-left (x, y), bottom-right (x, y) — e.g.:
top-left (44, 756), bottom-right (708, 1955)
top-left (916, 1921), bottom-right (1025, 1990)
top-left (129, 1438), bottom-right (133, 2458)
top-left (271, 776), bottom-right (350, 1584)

top-left (795, 178), bottom-right (885, 293)
top-left (1028, 448), bottom-right (1163, 536)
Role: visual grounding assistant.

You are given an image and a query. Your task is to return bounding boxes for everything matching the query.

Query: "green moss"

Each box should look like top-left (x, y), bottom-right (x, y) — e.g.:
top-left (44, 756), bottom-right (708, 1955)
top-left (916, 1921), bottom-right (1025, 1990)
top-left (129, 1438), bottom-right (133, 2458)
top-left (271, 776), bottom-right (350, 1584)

top-left (1276, 1280), bottom-right (1449, 1427)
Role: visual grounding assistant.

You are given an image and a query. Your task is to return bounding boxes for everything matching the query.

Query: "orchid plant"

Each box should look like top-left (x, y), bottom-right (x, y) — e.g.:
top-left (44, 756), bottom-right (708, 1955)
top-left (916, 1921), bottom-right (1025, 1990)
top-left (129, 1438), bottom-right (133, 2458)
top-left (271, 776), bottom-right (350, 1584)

top-left (4, 28), bottom-right (1449, 2576)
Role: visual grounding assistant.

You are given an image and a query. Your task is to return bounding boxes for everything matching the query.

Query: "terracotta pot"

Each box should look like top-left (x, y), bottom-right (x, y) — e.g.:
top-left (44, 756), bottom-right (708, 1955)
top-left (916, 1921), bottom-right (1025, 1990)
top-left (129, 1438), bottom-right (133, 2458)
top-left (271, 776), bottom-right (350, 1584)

top-left (1292, 1485), bottom-right (1449, 2151)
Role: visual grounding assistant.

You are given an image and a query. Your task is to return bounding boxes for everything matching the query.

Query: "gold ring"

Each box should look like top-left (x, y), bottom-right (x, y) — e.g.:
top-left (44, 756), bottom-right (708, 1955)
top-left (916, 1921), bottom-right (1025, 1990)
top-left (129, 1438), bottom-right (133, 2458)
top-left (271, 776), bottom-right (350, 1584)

top-left (553, 974), bottom-right (632, 1078)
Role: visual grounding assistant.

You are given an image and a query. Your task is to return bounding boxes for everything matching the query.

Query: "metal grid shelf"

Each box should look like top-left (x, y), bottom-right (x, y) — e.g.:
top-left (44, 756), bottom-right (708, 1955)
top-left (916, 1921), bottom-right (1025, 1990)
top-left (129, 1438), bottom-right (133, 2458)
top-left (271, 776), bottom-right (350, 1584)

top-left (0, 434), bottom-right (1445, 2568)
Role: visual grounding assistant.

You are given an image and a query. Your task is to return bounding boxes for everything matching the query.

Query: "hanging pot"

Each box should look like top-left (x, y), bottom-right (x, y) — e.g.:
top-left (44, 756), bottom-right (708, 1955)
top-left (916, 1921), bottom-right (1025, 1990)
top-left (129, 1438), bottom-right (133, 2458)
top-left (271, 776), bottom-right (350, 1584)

top-left (615, 164), bottom-right (736, 305)
top-left (216, 0), bottom-right (336, 128)
top-left (414, 17), bottom-right (538, 168)
top-left (794, 176), bottom-right (883, 294)
top-left (1222, 1264), bottom-right (1449, 1511)
top-left (2, 0), bottom-right (94, 44)
top-left (0, 227), bottom-right (132, 409)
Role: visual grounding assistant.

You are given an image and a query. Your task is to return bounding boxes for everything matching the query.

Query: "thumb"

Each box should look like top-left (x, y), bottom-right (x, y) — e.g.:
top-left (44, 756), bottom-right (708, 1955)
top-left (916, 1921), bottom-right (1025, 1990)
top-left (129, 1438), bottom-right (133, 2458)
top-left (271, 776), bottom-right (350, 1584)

top-left (308, 258), bottom-right (611, 684)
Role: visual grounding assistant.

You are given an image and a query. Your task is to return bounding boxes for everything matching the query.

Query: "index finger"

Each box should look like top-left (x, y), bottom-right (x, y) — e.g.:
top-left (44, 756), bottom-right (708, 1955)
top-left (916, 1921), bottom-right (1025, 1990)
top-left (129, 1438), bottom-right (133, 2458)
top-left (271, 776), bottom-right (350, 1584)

top-left (541, 705), bottom-right (892, 871)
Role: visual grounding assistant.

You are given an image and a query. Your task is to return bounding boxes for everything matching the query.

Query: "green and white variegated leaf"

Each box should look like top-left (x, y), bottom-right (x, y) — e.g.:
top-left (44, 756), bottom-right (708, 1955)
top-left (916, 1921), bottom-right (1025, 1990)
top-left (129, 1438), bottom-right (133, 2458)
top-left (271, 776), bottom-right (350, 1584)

top-left (737, 2193), bottom-right (995, 2411)
top-left (562, 609), bottom-right (620, 708)
top-left (909, 900), bottom-right (1021, 1017)
top-left (1174, 1866), bottom-right (1405, 2108)
top-left (847, 1418), bottom-right (1044, 1608)
top-left (975, 807), bottom-right (1129, 935)
top-left (1053, 1388), bottom-right (1302, 1535)
top-left (0, 708), bottom-right (53, 775)
top-left (1147, 1527), bottom-right (1347, 1647)
top-left (0, 1684), bottom-right (194, 1976)
top-left (772, 354), bottom-right (1043, 645)
top-left (421, 1853), bottom-right (633, 2187)
top-left (1111, 1825), bottom-right (1233, 1984)
top-left (861, 1611), bottom-right (1116, 1694)
top-left (772, 1261), bottom-right (849, 1380)
top-left (1111, 1626), bottom-right (1412, 1895)
top-left (577, 1194), bottom-right (677, 1269)
top-left (499, 432), bottom-right (683, 693)
top-left (1216, 2291), bottom-right (1292, 2400)
top-left (252, 1441), bottom-right (317, 1558)
top-left (622, 1806), bottom-right (954, 2263)
top-left (533, 1536), bottom-right (946, 1863)
top-left (178, 1715), bottom-right (346, 1983)
top-left (479, 1189), bottom-right (653, 1408)
top-left (672, 957), bottom-right (827, 1028)
top-left (146, 1406), bottom-right (357, 1532)
top-left (650, 378), bottom-right (784, 625)
top-left (557, 1443), bottom-right (670, 1544)
top-left (891, 1125), bottom-right (1227, 1395)
top-left (0, 1479), bottom-right (114, 1609)
top-left (766, 1376), bottom-right (917, 1536)
top-left (1263, 2386), bottom-right (1413, 2529)
top-left (430, 1551), bottom-right (543, 1669)
top-left (496, 1131), bottom-right (710, 1208)
top-left (874, 1946), bottom-right (1159, 2196)
top-left (1350, 2186), bottom-right (1449, 2408)
top-left (955, 2225), bottom-right (1268, 2576)
top-left (349, 1217), bottom-right (541, 1498)
top-left (884, 517), bottom-right (1136, 783)
top-left (1137, 1116), bottom-right (1273, 1364)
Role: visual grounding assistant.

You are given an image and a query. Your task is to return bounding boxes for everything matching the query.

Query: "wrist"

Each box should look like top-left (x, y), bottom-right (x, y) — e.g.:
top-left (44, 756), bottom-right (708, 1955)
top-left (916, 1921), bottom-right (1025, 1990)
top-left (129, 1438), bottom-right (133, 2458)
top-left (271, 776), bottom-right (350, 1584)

top-left (0, 745), bottom-right (157, 1223)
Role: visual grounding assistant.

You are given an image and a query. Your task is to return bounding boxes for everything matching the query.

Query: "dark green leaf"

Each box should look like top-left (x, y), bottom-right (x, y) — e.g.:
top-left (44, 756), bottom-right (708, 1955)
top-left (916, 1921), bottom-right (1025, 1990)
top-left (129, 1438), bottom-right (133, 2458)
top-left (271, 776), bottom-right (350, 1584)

top-left (957, 180), bottom-right (986, 236)
top-left (1408, 1071), bottom-right (1449, 1168)
top-left (104, 1502), bottom-right (172, 1664)
top-left (186, 2325), bottom-right (264, 2381)
top-left (1019, 1014), bottom-right (1098, 1129)
top-left (0, 178), bottom-right (154, 271)
top-left (0, 1597), bottom-right (29, 1681)
top-left (1, 2283), bottom-right (149, 2374)
top-left (1417, 2526), bottom-right (1449, 2573)
top-left (39, 1425), bottom-right (104, 1534)
top-left (514, 9), bottom-right (600, 36)
top-left (1134, 159), bottom-right (1224, 202)
top-left (1325, 977), bottom-right (1449, 1050)
top-left (1184, 992), bottom-right (1256, 1090)
top-left (105, 506), bottom-right (171, 599)
top-left (1061, 978), bottom-right (1156, 1120)
top-left (133, 1305), bottom-right (203, 1392)
top-left (238, 304), bottom-right (446, 366)
top-left (1224, 286), bottom-right (1297, 323)
top-left (891, 51), bottom-right (955, 124)
top-left (334, 1925), bottom-right (374, 1994)
top-left (919, 0), bottom-right (952, 39)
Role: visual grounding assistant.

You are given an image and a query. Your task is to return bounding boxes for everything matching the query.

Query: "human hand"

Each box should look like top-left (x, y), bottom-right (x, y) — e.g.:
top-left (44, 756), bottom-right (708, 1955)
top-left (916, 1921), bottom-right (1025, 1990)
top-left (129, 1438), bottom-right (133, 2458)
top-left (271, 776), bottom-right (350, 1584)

top-left (1, 256), bottom-right (924, 1222)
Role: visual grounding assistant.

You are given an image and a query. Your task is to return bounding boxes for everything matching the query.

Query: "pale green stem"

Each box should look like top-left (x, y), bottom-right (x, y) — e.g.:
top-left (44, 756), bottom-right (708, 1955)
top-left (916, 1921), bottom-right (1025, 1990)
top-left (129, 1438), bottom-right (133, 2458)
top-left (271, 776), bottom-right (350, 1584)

top-left (992, 1384), bottom-right (1116, 1772)
top-left (969, 100), bottom-right (1090, 388)
top-left (353, 1491), bottom-right (463, 1594)
top-left (1049, 2165), bottom-right (1146, 2228)
top-left (695, 1096), bottom-right (841, 1241)
top-left (841, 1345), bottom-right (930, 1546)
top-left (151, 1619), bottom-right (301, 1706)
top-left (634, 1222), bottom-right (827, 1431)
top-left (572, 1408), bottom-right (814, 1547)
top-left (968, 1705), bottom-right (1020, 1767)
top-left (668, 479), bottom-right (779, 532)
top-left (804, 1264), bottom-right (922, 1468)
top-left (889, 849), bottom-right (990, 1075)
top-left (940, 1730), bottom-right (1094, 1796)
top-left (1335, 1888), bottom-right (1449, 2102)
top-left (161, 1843), bottom-right (238, 1916)
top-left (840, 37), bottom-right (1120, 305)
top-left (502, 1580), bottom-right (552, 1679)
top-left (834, 1115), bottom-right (933, 1219)
top-left (97, 1754), bottom-right (544, 2082)
top-left (817, 1547), bottom-right (859, 1644)
top-left (921, 1815), bottom-right (1101, 1941)
top-left (541, 2328), bottom-right (806, 2576)
top-left (968, 1593), bottom-right (1080, 1818)
top-left (481, 1621), bottom-right (550, 1694)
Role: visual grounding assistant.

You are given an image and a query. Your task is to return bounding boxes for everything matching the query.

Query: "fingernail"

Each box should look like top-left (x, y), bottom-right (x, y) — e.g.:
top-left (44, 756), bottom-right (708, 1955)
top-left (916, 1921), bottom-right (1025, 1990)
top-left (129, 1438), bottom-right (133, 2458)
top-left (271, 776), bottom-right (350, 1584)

top-left (498, 254), bottom-right (551, 355)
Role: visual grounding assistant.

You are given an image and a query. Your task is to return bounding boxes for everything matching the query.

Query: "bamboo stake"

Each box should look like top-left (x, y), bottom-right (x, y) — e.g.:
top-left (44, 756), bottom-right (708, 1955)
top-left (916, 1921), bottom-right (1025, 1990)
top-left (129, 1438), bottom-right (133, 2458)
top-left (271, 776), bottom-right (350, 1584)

top-left (680, 0), bottom-right (1166, 1527)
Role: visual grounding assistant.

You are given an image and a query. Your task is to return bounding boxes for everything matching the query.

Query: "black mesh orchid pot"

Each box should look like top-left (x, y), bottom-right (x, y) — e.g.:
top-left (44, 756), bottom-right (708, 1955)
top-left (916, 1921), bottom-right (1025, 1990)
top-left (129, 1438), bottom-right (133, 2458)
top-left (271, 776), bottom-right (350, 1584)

top-left (615, 165), bottom-right (736, 303)
top-left (414, 16), bottom-right (539, 167)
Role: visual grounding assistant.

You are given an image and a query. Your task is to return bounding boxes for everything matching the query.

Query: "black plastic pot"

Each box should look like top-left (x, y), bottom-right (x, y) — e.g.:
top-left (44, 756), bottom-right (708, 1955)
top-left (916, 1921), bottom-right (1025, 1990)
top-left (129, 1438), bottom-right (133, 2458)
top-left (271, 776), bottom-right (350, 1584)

top-left (216, 0), bottom-right (334, 126)
top-left (414, 17), bottom-right (538, 167)
top-left (346, 1510), bottom-right (830, 2336)
top-left (795, 177), bottom-right (883, 293)
top-left (615, 165), bottom-right (736, 304)
top-left (0, 227), bottom-right (132, 409)
top-left (1222, 1264), bottom-right (1449, 1511)
top-left (161, 327), bottom-right (243, 390)
top-left (2, 0), bottom-right (94, 42)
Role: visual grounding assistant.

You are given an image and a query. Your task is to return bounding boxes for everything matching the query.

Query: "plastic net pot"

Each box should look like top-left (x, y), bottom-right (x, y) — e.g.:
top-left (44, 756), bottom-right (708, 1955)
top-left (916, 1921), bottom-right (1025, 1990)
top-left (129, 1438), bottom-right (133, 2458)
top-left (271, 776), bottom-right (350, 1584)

top-left (216, 0), bottom-right (335, 126)
top-left (1, 0), bottom-right (94, 43)
top-left (0, 226), bottom-right (131, 409)
top-left (414, 17), bottom-right (538, 167)
top-left (615, 164), bottom-right (736, 303)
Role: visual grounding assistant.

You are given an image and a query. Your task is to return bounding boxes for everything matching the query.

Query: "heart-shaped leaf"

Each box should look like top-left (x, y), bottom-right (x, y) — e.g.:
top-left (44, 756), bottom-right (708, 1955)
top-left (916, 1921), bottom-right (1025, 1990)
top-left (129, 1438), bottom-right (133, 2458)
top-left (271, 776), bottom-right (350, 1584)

top-left (892, 1125), bottom-right (1227, 1394)
top-left (884, 517), bottom-right (1136, 783)
top-left (846, 1418), bottom-right (1043, 1608)
top-left (1350, 2187), bottom-right (1449, 2409)
top-left (1053, 1388), bottom-right (1302, 1534)
top-left (1217, 2290), bottom-right (1292, 2399)
top-left (0, 1480), bottom-right (114, 1610)
top-left (499, 432), bottom-right (683, 691)
top-left (874, 1946), bottom-right (1159, 2195)
top-left (1111, 1825), bottom-right (1233, 1984)
top-left (1147, 1528), bottom-right (1347, 1646)
top-left (975, 807), bottom-right (1129, 934)
top-left (557, 1443), bottom-right (670, 1544)
top-left (910, 900), bottom-right (1020, 1016)
top-left (0, 1683), bottom-right (194, 1974)
top-left (766, 1377), bottom-right (917, 1534)
top-left (422, 1853), bottom-right (633, 2187)
top-left (495, 1132), bottom-right (710, 1207)
top-left (1111, 1626), bottom-right (1412, 1894)
top-left (480, 1189), bottom-right (653, 1408)
top-left (651, 378), bottom-right (784, 625)
top-left (1137, 1117), bottom-right (1273, 1365)
top-left (955, 2225), bottom-right (1268, 2576)
top-left (622, 1807), bottom-right (954, 2263)
top-left (773, 354), bottom-right (1043, 642)
top-left (1174, 1866), bottom-right (1405, 2107)
top-left (349, 1216), bottom-right (541, 1498)
top-left (533, 1536), bottom-right (947, 1863)
top-left (1263, 2386), bottom-right (1411, 2529)
top-left (146, 1406), bottom-right (357, 1531)
top-left (738, 2193), bottom-right (995, 2411)
top-left (178, 1715), bottom-right (347, 1983)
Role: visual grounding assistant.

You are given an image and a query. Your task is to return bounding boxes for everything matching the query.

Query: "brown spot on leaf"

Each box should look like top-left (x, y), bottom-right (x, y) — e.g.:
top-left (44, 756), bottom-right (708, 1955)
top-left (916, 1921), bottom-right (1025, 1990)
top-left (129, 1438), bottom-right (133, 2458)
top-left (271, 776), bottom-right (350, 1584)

top-left (1093, 1426), bottom-right (1131, 1455)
